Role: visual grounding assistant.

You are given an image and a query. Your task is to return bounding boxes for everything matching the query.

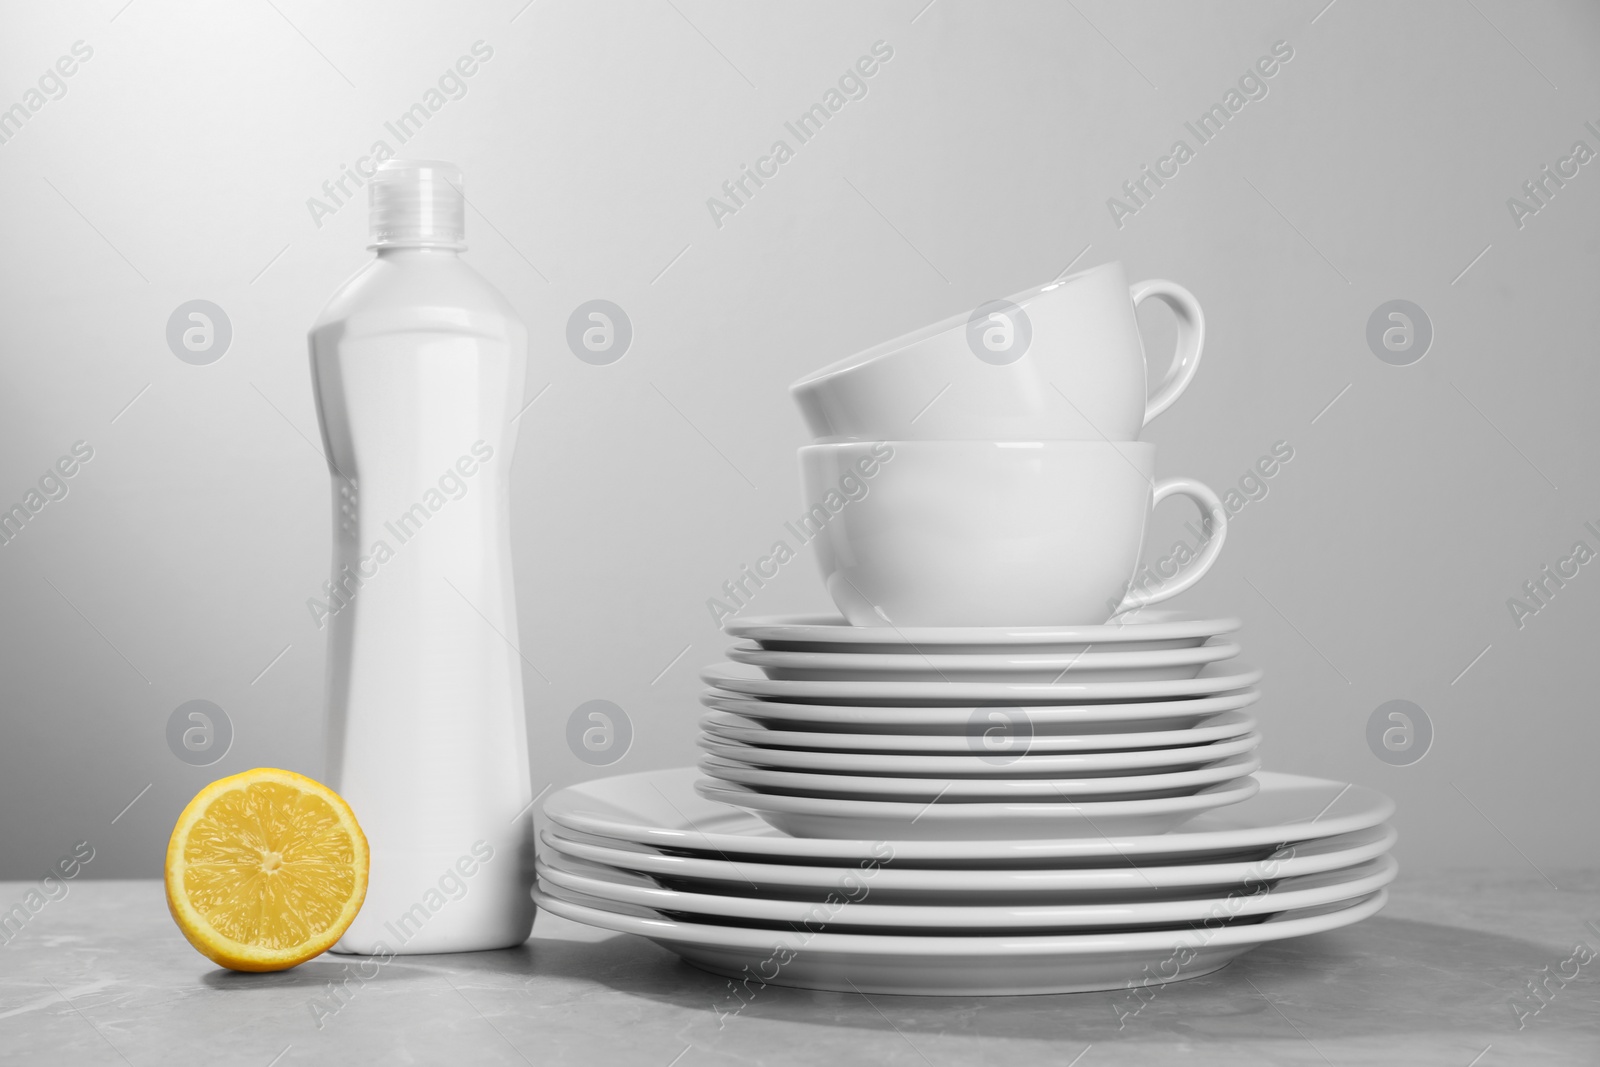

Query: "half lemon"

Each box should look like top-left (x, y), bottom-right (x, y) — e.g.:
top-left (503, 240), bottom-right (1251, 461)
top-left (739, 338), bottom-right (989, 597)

top-left (166, 767), bottom-right (368, 971)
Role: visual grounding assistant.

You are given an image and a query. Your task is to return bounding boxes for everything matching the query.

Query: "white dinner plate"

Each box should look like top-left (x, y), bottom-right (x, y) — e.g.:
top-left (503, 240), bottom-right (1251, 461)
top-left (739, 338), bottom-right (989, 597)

top-left (701, 662), bottom-right (1264, 707)
top-left (694, 774), bottom-right (1261, 839)
top-left (699, 709), bottom-right (1259, 753)
top-left (701, 688), bottom-right (1263, 734)
top-left (697, 731), bottom-right (1262, 777)
top-left (531, 883), bottom-right (1388, 995)
top-left (698, 752), bottom-right (1260, 799)
top-left (537, 852), bottom-right (1397, 931)
top-left (723, 611), bottom-right (1242, 654)
top-left (539, 823), bottom-right (1399, 899)
top-left (726, 641), bottom-right (1240, 683)
top-left (540, 767), bottom-right (1392, 863)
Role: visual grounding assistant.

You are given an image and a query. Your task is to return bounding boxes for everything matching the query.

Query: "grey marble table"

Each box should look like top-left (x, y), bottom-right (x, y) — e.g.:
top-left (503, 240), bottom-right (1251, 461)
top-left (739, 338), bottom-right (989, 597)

top-left (1, 872), bottom-right (1597, 1066)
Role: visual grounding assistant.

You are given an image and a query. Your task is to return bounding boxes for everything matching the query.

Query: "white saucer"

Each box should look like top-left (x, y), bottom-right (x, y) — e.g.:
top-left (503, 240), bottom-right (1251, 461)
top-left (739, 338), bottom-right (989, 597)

top-left (700, 739), bottom-right (1260, 780)
top-left (724, 611), bottom-right (1242, 654)
top-left (542, 767), bottom-right (1391, 862)
top-left (699, 708), bottom-right (1259, 753)
top-left (531, 884), bottom-right (1388, 995)
top-left (694, 774), bottom-right (1260, 839)
top-left (540, 823), bottom-right (1399, 899)
top-left (537, 852), bottom-right (1396, 931)
top-left (700, 688), bottom-right (1263, 733)
top-left (726, 641), bottom-right (1240, 683)
top-left (701, 662), bottom-right (1265, 707)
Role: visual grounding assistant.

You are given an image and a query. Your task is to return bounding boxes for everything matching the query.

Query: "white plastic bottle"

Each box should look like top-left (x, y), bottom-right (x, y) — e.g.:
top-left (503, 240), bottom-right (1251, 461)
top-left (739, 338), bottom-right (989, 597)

top-left (308, 160), bottom-right (536, 954)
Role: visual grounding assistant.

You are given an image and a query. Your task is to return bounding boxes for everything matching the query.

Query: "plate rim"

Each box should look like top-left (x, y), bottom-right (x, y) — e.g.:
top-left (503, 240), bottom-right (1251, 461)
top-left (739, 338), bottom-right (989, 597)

top-left (538, 822), bottom-right (1401, 891)
top-left (700, 662), bottom-right (1267, 703)
top-left (696, 728), bottom-right (1263, 773)
top-left (723, 612), bottom-right (1244, 646)
top-left (696, 752), bottom-right (1263, 798)
top-left (699, 687), bottom-right (1265, 725)
top-left (532, 883), bottom-right (1389, 956)
top-left (725, 641), bottom-right (1242, 671)
top-left (542, 766), bottom-right (1393, 861)
top-left (698, 708), bottom-right (1259, 752)
top-left (535, 852), bottom-right (1398, 928)
top-left (693, 770), bottom-right (1261, 815)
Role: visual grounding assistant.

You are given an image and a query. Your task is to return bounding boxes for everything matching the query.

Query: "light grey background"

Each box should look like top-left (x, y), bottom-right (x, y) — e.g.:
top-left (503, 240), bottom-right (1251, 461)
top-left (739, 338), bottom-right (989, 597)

top-left (1, 0), bottom-right (1595, 883)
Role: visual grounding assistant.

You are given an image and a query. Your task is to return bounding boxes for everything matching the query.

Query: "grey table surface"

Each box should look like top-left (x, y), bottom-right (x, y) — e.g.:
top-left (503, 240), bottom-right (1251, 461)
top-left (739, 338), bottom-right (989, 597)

top-left (1, 872), bottom-right (1597, 1066)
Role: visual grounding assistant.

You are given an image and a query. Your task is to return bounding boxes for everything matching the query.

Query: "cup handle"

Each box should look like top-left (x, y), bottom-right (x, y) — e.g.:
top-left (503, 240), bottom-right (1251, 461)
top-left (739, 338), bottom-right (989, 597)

top-left (1115, 476), bottom-right (1228, 614)
top-left (1129, 279), bottom-right (1205, 426)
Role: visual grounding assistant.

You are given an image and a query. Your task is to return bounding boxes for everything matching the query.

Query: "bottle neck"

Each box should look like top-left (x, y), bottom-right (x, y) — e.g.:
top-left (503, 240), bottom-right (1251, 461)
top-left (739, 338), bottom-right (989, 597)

top-left (374, 245), bottom-right (461, 261)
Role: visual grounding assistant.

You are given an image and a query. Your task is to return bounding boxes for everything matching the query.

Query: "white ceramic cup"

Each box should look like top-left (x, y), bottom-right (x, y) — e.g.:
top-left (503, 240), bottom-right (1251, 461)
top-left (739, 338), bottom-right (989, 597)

top-left (790, 261), bottom-right (1204, 441)
top-left (799, 441), bottom-right (1226, 627)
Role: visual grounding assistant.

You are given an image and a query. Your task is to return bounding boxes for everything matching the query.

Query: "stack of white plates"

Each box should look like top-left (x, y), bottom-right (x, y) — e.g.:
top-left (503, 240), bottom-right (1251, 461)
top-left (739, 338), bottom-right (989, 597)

top-left (534, 767), bottom-right (1397, 995)
top-left (535, 612), bottom-right (1397, 993)
top-left (694, 612), bottom-right (1266, 840)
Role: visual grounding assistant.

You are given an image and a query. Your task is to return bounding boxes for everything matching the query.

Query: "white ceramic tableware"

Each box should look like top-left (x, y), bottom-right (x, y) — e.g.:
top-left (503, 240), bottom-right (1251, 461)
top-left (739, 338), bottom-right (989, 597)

top-left (528, 887), bottom-right (1387, 996)
top-left (723, 611), bottom-right (1241, 654)
top-left (693, 774), bottom-right (1260, 839)
top-left (699, 708), bottom-right (1258, 752)
top-left (541, 768), bottom-right (1392, 863)
top-left (539, 823), bottom-right (1399, 899)
top-left (701, 662), bottom-right (1263, 707)
top-left (800, 441), bottom-right (1226, 626)
top-left (697, 752), bottom-right (1260, 800)
top-left (726, 640), bottom-right (1239, 683)
top-left (790, 262), bottom-right (1204, 442)
top-left (695, 731), bottom-right (1262, 777)
top-left (700, 688), bottom-right (1263, 733)
top-left (537, 852), bottom-right (1396, 931)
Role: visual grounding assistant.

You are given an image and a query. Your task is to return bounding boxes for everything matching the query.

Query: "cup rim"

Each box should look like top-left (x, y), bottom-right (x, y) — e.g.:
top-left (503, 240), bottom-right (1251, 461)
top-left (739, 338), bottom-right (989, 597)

top-left (789, 261), bottom-right (1125, 393)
